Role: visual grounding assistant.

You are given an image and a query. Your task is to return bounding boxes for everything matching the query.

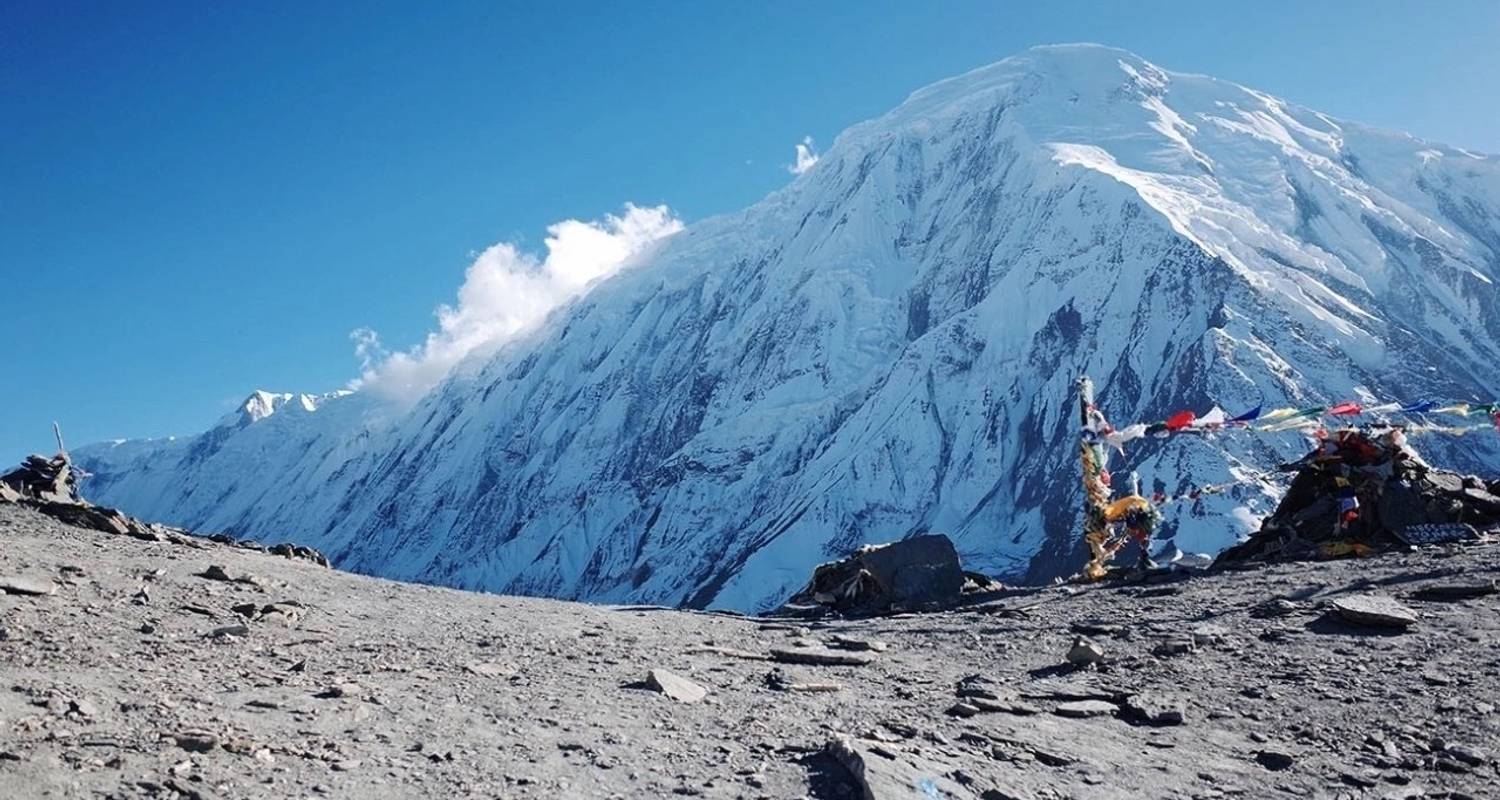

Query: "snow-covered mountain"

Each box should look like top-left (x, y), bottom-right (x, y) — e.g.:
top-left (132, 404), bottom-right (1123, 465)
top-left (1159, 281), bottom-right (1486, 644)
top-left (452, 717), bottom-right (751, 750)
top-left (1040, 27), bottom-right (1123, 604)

top-left (75, 45), bottom-right (1500, 611)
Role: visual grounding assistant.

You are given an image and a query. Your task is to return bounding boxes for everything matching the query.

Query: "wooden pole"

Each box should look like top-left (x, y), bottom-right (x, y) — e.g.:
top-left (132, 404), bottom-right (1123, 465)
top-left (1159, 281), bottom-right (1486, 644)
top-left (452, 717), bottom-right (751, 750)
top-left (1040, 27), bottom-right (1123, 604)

top-left (53, 421), bottom-right (68, 458)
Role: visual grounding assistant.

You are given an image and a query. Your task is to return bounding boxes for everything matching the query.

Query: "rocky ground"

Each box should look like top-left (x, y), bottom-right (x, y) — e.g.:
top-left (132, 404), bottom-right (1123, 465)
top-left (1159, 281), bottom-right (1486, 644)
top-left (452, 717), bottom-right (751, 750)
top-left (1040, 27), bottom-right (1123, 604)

top-left (2, 503), bottom-right (1498, 799)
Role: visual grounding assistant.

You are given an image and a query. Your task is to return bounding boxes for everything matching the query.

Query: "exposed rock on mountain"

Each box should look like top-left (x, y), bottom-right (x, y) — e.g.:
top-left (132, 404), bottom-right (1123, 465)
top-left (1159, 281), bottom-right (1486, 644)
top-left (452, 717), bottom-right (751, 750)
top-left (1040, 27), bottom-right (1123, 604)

top-left (75, 44), bottom-right (1500, 611)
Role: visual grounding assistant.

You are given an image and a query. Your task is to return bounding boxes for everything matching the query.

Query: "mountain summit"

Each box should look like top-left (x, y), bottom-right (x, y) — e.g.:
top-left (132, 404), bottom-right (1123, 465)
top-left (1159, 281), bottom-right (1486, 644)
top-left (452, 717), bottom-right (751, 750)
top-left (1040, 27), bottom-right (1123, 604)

top-left (76, 45), bottom-right (1500, 611)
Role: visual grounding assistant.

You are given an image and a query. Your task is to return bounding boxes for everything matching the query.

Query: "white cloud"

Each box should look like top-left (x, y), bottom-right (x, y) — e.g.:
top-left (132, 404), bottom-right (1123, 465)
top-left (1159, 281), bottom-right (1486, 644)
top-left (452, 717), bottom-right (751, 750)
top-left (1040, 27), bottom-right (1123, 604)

top-left (349, 327), bottom-right (387, 372)
top-left (788, 135), bottom-right (820, 175)
top-left (352, 203), bottom-right (683, 403)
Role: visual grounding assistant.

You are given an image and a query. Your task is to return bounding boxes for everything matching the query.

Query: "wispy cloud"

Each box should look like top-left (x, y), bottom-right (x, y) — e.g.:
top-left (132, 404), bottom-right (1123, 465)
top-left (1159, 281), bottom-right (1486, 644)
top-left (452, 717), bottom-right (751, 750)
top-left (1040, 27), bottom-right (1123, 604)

top-left (352, 203), bottom-right (683, 403)
top-left (788, 135), bottom-right (820, 175)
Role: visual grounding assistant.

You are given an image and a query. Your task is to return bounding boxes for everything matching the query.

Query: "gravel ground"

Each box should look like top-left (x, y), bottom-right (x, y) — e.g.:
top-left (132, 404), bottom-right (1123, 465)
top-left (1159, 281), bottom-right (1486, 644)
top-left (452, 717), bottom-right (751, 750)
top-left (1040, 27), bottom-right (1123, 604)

top-left (2, 502), bottom-right (1498, 799)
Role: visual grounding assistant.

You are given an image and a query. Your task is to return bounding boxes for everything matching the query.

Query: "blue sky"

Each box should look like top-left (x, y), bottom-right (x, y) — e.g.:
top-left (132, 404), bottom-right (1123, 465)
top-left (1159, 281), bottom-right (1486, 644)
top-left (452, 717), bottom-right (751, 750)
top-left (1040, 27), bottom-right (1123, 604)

top-left (4, 1), bottom-right (1498, 461)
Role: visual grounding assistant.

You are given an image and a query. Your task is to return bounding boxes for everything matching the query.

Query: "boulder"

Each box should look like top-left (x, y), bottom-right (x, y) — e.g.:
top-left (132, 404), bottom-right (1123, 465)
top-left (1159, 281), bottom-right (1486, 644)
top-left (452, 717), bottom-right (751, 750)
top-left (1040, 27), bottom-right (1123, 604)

top-left (1065, 637), bottom-right (1105, 667)
top-left (1122, 693), bottom-right (1186, 726)
top-left (785, 534), bottom-right (964, 613)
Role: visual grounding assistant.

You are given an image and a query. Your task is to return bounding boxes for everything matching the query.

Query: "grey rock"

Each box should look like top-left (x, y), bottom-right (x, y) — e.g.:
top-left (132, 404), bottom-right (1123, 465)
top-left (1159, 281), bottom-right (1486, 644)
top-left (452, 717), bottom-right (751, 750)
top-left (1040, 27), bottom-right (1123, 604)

top-left (1189, 624), bottom-right (1230, 647)
top-left (1152, 638), bottom-right (1196, 657)
top-left (0, 575), bottom-right (57, 596)
top-left (825, 735), bottom-right (971, 800)
top-left (1019, 680), bottom-right (1126, 703)
top-left (828, 635), bottom-right (888, 652)
top-left (173, 731), bottom-right (219, 753)
top-left (1446, 745), bottom-right (1487, 767)
top-left (946, 702), bottom-right (980, 718)
top-left (969, 697), bottom-right (1040, 715)
top-left (1054, 700), bottom-right (1118, 718)
top-left (208, 624), bottom-right (250, 639)
top-left (770, 647), bottom-right (874, 666)
top-left (644, 668), bottom-right (707, 703)
top-left (1122, 693), bottom-right (1186, 726)
top-left (259, 602), bottom-right (306, 625)
top-left (1069, 620), bottom-right (1124, 637)
top-left (683, 644), bottom-right (770, 661)
top-left (789, 534), bottom-right (964, 612)
top-left (1066, 636), bottom-right (1105, 666)
top-left (1426, 472), bottom-right (1464, 494)
top-left (1410, 581), bottom-right (1497, 602)
top-left (1332, 594), bottom-right (1418, 628)
top-left (765, 667), bottom-right (841, 693)
top-left (314, 682), bottom-right (363, 699)
top-left (199, 565), bottom-right (234, 582)
top-left (1254, 749), bottom-right (1296, 770)
top-left (1251, 599), bottom-right (1300, 618)
top-left (852, 534), bottom-right (965, 607)
top-left (955, 673), bottom-right (1002, 700)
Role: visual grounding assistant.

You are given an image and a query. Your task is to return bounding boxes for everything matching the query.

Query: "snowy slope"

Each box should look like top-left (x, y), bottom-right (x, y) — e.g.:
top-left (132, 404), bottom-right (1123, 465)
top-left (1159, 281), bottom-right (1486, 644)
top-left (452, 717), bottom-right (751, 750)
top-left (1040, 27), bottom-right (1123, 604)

top-left (76, 45), bottom-right (1500, 611)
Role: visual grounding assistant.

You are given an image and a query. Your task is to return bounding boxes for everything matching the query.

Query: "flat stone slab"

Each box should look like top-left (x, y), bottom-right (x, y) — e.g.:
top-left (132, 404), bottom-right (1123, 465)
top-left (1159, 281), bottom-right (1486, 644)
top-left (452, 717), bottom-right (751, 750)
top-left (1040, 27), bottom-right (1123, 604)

top-left (1332, 594), bottom-right (1418, 628)
top-left (770, 647), bottom-right (874, 667)
top-left (645, 668), bottom-right (707, 703)
top-left (1019, 680), bottom-right (1125, 702)
top-left (970, 696), bottom-right (1041, 715)
top-left (0, 575), bottom-right (57, 596)
top-left (1410, 582), bottom-right (1498, 602)
top-left (1054, 699), bottom-right (1118, 718)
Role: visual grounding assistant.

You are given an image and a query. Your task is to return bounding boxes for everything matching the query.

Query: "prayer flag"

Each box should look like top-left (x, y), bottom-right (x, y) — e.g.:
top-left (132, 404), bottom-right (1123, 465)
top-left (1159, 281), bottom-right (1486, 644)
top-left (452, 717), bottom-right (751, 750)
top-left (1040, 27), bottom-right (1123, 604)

top-left (1165, 410), bottom-right (1197, 431)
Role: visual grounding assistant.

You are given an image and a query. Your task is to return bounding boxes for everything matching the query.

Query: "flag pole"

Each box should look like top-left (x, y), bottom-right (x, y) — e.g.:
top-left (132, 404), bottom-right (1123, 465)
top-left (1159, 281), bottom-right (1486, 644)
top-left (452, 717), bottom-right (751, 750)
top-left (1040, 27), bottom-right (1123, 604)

top-left (1077, 377), bottom-right (1112, 579)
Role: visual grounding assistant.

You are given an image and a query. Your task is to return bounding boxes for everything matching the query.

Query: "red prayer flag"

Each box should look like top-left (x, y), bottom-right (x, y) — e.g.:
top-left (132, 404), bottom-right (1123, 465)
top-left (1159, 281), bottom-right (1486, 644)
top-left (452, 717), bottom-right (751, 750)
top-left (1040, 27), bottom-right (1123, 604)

top-left (1165, 410), bottom-right (1196, 431)
top-left (1328, 401), bottom-right (1362, 416)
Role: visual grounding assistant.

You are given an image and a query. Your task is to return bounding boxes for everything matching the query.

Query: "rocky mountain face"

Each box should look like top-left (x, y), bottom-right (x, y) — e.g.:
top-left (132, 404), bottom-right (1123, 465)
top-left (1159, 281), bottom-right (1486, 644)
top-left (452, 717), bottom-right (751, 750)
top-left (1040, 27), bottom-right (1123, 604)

top-left (75, 45), bottom-right (1500, 611)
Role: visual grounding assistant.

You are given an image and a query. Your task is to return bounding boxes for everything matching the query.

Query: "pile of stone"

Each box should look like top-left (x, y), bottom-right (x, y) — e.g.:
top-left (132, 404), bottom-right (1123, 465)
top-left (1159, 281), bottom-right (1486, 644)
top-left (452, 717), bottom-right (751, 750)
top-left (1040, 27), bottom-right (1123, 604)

top-left (1, 451), bottom-right (331, 568)
top-left (1217, 428), bottom-right (1500, 565)
top-left (3, 451), bottom-right (167, 538)
top-left (781, 533), bottom-right (985, 615)
top-left (0, 453), bottom-right (79, 504)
